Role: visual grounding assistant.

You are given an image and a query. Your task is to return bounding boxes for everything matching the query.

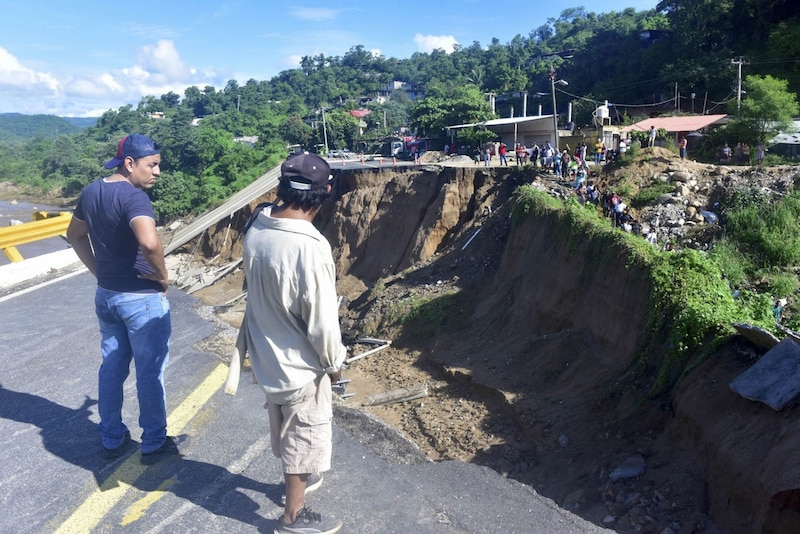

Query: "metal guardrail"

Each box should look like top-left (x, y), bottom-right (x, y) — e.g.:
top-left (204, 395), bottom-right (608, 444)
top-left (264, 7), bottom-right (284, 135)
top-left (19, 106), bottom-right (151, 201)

top-left (0, 211), bottom-right (72, 262)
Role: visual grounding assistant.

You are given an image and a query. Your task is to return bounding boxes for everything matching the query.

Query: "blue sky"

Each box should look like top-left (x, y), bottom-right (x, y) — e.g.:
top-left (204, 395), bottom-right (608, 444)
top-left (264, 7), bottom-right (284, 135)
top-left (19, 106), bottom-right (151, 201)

top-left (0, 1), bottom-right (657, 117)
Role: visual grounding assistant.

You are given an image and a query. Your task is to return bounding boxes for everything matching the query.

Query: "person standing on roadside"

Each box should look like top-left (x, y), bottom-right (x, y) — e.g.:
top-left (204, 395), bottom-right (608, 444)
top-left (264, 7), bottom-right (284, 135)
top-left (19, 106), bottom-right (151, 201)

top-left (594, 138), bottom-right (604, 165)
top-left (678, 137), bottom-right (688, 161)
top-left (648, 125), bottom-right (656, 148)
top-left (756, 142), bottom-right (766, 164)
top-left (498, 141), bottom-right (508, 166)
top-left (241, 152), bottom-right (346, 534)
top-left (66, 134), bottom-right (189, 464)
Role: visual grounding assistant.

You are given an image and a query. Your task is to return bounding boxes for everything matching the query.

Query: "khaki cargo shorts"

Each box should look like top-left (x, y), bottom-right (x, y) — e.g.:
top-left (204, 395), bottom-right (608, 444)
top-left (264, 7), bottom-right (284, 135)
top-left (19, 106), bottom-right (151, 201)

top-left (267, 374), bottom-right (332, 474)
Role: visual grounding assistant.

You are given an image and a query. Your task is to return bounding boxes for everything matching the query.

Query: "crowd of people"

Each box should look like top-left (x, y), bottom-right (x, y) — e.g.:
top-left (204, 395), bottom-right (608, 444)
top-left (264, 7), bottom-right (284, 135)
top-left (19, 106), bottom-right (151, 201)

top-left (718, 142), bottom-right (767, 165)
top-left (458, 138), bottom-right (633, 173)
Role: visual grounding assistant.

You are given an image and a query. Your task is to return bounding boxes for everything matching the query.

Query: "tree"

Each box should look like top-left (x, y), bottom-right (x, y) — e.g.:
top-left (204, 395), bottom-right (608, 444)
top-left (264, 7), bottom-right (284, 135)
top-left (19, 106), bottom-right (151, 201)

top-left (410, 86), bottom-right (495, 137)
top-left (737, 74), bottom-right (799, 142)
top-left (279, 116), bottom-right (313, 148)
top-left (160, 91), bottom-right (181, 109)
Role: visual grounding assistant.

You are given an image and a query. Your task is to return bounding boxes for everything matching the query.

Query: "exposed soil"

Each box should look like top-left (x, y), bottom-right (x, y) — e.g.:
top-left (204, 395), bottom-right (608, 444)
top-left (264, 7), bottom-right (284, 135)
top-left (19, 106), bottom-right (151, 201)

top-left (9, 149), bottom-right (800, 534)
top-left (188, 151), bottom-right (799, 534)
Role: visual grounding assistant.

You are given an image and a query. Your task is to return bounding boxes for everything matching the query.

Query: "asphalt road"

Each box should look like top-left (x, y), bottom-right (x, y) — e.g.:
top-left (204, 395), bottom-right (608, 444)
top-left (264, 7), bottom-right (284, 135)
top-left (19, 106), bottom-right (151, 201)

top-left (0, 267), bottom-right (612, 533)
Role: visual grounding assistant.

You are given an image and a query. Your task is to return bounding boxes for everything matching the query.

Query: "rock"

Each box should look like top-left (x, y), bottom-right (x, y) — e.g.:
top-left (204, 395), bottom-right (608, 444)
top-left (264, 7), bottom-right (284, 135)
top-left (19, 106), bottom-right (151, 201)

top-left (609, 454), bottom-right (646, 481)
top-left (685, 206), bottom-right (697, 218)
top-left (563, 489), bottom-right (584, 512)
top-left (670, 170), bottom-right (691, 182)
top-left (698, 210), bottom-right (719, 224)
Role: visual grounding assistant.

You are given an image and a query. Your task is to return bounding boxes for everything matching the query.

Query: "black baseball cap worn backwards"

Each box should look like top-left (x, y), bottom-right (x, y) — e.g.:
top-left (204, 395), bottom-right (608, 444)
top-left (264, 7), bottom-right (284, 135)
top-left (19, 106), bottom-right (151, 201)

top-left (281, 152), bottom-right (332, 190)
top-left (104, 134), bottom-right (160, 169)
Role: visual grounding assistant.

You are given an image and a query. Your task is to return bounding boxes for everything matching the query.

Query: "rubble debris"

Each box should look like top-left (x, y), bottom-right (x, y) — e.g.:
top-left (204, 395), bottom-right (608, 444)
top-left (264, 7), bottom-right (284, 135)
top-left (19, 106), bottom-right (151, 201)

top-left (176, 259), bottom-right (242, 294)
top-left (732, 322), bottom-right (780, 352)
top-left (363, 384), bottom-right (428, 406)
top-left (730, 337), bottom-right (800, 410)
top-left (345, 339), bottom-right (391, 364)
top-left (609, 454), bottom-right (647, 481)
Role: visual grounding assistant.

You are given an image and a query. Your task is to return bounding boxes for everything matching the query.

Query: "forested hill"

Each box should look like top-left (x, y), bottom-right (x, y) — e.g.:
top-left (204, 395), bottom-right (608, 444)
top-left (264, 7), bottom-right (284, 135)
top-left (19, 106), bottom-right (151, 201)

top-left (1, 0), bottom-right (799, 224)
top-left (0, 113), bottom-right (95, 142)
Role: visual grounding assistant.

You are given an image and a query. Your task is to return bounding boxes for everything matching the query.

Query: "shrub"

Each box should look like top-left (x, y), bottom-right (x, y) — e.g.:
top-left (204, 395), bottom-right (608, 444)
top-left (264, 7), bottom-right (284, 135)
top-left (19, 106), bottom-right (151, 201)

top-left (724, 189), bottom-right (800, 268)
top-left (631, 182), bottom-right (674, 208)
top-left (708, 238), bottom-right (752, 288)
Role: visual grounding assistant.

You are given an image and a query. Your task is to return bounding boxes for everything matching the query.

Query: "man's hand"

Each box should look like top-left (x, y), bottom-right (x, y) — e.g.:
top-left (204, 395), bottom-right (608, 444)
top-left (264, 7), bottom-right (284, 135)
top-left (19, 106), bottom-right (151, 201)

top-left (328, 370), bottom-right (342, 384)
top-left (138, 272), bottom-right (169, 293)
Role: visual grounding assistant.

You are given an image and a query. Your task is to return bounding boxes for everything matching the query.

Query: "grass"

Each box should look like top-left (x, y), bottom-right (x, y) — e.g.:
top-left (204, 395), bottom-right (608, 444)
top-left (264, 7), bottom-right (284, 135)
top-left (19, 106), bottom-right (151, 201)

top-left (630, 182), bottom-right (675, 208)
top-left (511, 184), bottom-right (777, 401)
top-left (386, 290), bottom-right (471, 342)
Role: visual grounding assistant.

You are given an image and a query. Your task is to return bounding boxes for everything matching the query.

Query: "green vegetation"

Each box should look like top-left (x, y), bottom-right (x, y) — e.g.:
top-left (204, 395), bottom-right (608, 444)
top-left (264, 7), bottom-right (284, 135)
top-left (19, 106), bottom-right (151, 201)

top-left (2, 1), bottom-right (799, 222)
top-left (724, 189), bottom-right (800, 267)
top-left (385, 291), bottom-right (470, 342)
top-left (511, 184), bottom-right (782, 401)
top-left (630, 181), bottom-right (675, 208)
top-left (0, 113), bottom-right (85, 142)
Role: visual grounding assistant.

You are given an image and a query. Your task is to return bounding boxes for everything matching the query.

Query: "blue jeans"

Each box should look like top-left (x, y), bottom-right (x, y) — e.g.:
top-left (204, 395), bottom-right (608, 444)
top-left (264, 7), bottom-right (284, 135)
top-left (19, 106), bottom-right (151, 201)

top-left (95, 288), bottom-right (171, 453)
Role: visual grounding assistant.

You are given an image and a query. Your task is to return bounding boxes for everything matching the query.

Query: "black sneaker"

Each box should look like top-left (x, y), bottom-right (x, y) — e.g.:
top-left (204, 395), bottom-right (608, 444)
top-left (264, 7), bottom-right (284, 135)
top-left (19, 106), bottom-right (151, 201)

top-left (140, 434), bottom-right (190, 465)
top-left (280, 472), bottom-right (323, 505)
top-left (103, 430), bottom-right (136, 459)
top-left (274, 507), bottom-right (341, 534)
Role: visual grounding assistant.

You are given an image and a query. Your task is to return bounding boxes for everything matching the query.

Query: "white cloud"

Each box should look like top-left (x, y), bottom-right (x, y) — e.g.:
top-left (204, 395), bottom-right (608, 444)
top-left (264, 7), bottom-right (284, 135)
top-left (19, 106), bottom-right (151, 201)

top-left (0, 41), bottom-right (225, 116)
top-left (0, 46), bottom-right (60, 93)
top-left (137, 40), bottom-right (191, 82)
top-left (289, 7), bottom-right (338, 21)
top-left (413, 34), bottom-right (459, 53)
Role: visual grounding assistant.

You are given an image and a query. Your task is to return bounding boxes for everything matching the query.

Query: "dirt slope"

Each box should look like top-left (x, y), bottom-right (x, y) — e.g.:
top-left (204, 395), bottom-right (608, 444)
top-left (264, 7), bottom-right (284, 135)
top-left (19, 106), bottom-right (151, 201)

top-left (187, 155), bottom-right (800, 534)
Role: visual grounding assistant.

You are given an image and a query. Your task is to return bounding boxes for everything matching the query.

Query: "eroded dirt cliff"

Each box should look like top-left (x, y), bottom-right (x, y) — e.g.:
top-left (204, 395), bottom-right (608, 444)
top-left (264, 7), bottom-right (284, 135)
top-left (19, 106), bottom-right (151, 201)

top-left (186, 157), bottom-right (800, 534)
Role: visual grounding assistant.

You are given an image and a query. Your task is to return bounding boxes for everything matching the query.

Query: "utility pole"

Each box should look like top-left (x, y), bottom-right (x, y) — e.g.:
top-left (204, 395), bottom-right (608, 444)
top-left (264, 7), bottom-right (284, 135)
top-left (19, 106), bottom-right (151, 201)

top-left (675, 83), bottom-right (679, 113)
top-left (321, 106), bottom-right (329, 155)
top-left (485, 92), bottom-right (496, 115)
top-left (550, 67), bottom-right (559, 151)
top-left (731, 56), bottom-right (749, 114)
top-left (549, 65), bottom-right (568, 152)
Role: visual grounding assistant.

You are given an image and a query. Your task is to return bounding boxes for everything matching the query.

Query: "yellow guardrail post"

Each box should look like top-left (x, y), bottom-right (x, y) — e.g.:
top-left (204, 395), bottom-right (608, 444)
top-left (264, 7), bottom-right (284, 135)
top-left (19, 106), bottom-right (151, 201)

top-left (0, 211), bottom-right (72, 262)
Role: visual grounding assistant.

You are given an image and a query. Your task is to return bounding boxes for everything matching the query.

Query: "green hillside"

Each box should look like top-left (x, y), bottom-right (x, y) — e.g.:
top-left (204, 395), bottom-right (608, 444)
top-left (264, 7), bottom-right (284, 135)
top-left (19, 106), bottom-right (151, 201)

top-left (0, 113), bottom-right (95, 142)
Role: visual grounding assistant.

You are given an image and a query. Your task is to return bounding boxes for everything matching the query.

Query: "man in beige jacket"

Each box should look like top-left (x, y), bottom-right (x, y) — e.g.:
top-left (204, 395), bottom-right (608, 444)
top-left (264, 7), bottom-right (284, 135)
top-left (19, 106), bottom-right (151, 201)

top-left (239, 152), bottom-right (346, 534)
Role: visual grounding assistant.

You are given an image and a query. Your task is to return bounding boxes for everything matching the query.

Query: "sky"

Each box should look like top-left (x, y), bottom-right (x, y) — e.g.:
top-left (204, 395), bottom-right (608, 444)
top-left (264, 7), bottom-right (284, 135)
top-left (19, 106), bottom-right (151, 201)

top-left (0, 1), bottom-right (658, 117)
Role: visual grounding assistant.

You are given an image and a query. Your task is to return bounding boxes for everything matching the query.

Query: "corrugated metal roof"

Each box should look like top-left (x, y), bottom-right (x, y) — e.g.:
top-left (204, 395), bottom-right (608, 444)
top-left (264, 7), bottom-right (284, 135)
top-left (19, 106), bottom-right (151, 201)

top-left (447, 115), bottom-right (553, 129)
top-left (622, 114), bottom-right (728, 134)
top-left (770, 119), bottom-right (800, 145)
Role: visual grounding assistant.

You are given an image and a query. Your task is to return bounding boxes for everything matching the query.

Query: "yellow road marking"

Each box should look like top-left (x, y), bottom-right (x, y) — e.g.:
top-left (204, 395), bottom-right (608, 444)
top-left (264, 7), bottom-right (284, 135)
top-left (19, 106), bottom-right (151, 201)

top-left (54, 362), bottom-right (228, 534)
top-left (120, 478), bottom-right (176, 526)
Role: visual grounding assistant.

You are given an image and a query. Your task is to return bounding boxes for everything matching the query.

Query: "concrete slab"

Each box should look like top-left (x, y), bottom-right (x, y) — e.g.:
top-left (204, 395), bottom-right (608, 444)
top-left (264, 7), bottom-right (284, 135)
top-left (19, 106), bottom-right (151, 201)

top-left (730, 338), bottom-right (800, 410)
top-left (732, 322), bottom-right (780, 352)
top-left (0, 248), bottom-right (81, 290)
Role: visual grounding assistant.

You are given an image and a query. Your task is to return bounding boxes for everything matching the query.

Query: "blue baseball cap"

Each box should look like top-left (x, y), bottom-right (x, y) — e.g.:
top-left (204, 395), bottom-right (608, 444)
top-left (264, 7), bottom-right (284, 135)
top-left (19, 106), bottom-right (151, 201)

top-left (104, 134), bottom-right (160, 169)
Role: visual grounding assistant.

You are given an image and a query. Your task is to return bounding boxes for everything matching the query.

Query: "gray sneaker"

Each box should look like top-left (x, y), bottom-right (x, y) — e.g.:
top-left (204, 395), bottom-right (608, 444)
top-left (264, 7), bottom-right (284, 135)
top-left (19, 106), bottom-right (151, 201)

top-left (280, 472), bottom-right (323, 505)
top-left (274, 507), bottom-right (342, 534)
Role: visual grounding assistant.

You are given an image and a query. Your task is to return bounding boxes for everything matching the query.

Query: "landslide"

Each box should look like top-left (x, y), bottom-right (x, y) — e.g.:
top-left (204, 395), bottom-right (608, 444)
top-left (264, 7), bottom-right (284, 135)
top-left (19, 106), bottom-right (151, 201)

top-left (185, 152), bottom-right (800, 534)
